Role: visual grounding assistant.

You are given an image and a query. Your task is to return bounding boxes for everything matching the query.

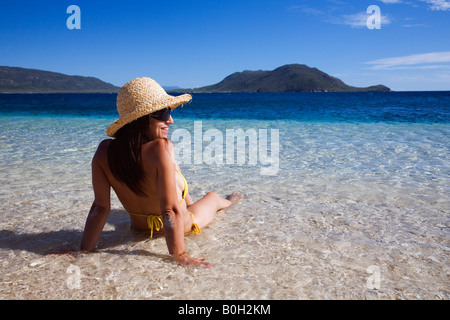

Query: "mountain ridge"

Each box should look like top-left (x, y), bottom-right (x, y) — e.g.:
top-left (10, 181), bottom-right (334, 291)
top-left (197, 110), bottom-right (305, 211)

top-left (173, 64), bottom-right (390, 93)
top-left (0, 64), bottom-right (390, 93)
top-left (0, 66), bottom-right (119, 93)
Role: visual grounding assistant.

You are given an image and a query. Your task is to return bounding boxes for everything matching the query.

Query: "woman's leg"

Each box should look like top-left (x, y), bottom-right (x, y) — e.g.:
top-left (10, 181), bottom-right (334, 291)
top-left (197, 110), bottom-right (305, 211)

top-left (187, 192), bottom-right (243, 230)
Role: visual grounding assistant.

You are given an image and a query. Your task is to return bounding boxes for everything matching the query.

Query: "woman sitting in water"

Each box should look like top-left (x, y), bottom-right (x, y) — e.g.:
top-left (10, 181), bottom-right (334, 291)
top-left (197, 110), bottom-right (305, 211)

top-left (80, 77), bottom-right (243, 267)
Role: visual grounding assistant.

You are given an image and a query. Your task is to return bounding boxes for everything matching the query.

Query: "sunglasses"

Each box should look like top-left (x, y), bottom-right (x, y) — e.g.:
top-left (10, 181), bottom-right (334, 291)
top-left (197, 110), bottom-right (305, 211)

top-left (150, 107), bottom-right (171, 121)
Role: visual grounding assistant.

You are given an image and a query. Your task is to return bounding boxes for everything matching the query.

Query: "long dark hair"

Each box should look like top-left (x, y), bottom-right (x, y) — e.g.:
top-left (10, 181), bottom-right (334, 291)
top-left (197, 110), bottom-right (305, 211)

top-left (107, 115), bottom-right (152, 197)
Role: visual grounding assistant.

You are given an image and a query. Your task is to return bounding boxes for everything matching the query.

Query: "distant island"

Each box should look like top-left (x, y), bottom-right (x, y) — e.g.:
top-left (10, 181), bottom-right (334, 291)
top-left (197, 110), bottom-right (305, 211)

top-left (172, 64), bottom-right (390, 93)
top-left (0, 66), bottom-right (119, 93)
top-left (0, 64), bottom-right (390, 93)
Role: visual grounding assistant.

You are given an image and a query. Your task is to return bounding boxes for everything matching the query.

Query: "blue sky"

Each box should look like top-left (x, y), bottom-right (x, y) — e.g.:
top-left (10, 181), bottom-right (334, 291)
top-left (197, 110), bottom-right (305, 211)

top-left (0, 0), bottom-right (449, 91)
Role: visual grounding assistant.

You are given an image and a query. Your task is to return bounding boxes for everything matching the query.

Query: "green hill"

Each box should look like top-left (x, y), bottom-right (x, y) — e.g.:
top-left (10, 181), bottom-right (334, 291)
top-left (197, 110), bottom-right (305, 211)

top-left (181, 64), bottom-right (390, 93)
top-left (0, 66), bottom-right (120, 93)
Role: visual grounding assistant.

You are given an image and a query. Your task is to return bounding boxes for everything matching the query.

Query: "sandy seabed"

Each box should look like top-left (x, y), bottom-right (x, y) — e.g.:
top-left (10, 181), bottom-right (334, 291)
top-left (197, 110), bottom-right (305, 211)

top-left (0, 117), bottom-right (448, 299)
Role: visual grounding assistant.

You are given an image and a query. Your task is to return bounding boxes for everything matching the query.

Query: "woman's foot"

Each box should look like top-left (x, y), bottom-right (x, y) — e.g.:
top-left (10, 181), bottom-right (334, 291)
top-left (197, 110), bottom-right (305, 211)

top-left (226, 192), bottom-right (244, 206)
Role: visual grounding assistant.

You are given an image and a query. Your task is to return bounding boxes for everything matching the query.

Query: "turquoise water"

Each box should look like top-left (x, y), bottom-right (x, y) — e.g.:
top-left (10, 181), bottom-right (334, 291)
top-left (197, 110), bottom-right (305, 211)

top-left (0, 92), bottom-right (448, 299)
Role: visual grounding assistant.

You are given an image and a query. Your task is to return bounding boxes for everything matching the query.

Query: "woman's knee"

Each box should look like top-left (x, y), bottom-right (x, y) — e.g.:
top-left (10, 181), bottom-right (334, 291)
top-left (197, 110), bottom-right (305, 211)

top-left (205, 191), bottom-right (231, 210)
top-left (206, 192), bottom-right (226, 203)
top-left (205, 191), bottom-right (219, 199)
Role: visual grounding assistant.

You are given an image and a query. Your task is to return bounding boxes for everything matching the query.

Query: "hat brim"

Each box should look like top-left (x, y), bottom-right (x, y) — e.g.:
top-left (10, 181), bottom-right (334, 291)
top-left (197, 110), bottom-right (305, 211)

top-left (106, 93), bottom-right (192, 137)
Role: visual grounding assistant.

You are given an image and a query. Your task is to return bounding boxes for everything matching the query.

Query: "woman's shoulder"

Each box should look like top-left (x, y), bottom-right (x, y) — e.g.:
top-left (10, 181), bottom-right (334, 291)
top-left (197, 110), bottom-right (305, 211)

top-left (96, 139), bottom-right (113, 153)
top-left (99, 138), bottom-right (113, 148)
top-left (145, 138), bottom-right (173, 152)
top-left (143, 138), bottom-right (174, 160)
top-left (92, 139), bottom-right (112, 160)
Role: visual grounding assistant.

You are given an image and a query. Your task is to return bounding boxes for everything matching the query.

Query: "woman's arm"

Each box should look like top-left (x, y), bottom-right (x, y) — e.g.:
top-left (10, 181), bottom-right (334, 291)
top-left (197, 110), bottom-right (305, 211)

top-left (80, 201), bottom-right (110, 251)
top-left (171, 146), bottom-right (194, 207)
top-left (152, 140), bottom-right (211, 267)
top-left (80, 142), bottom-right (111, 252)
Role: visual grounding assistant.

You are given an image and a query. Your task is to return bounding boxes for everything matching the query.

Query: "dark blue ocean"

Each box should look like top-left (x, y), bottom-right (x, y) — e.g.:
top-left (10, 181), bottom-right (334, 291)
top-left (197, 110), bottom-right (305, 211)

top-left (0, 91), bottom-right (449, 299)
top-left (0, 91), bottom-right (449, 123)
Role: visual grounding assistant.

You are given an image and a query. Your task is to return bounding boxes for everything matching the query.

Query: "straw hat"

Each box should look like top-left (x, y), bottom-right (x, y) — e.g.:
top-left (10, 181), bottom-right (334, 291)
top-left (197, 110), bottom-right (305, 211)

top-left (106, 77), bottom-right (192, 137)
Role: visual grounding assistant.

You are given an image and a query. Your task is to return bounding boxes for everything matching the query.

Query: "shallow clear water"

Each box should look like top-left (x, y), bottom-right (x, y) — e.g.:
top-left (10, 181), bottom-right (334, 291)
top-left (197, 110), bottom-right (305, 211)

top-left (0, 93), bottom-right (449, 299)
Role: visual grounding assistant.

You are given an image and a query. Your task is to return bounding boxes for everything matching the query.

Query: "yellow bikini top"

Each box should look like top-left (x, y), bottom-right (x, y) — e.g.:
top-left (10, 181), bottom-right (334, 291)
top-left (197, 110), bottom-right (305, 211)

top-left (175, 168), bottom-right (188, 205)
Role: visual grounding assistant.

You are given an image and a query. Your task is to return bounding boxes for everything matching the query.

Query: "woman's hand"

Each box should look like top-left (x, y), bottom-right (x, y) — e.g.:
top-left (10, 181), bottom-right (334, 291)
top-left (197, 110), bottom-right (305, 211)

top-left (173, 252), bottom-right (212, 268)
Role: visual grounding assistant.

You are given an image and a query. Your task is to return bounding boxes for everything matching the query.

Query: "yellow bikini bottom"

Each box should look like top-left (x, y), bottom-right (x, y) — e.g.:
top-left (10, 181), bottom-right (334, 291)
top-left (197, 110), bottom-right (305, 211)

top-left (129, 212), bottom-right (201, 238)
